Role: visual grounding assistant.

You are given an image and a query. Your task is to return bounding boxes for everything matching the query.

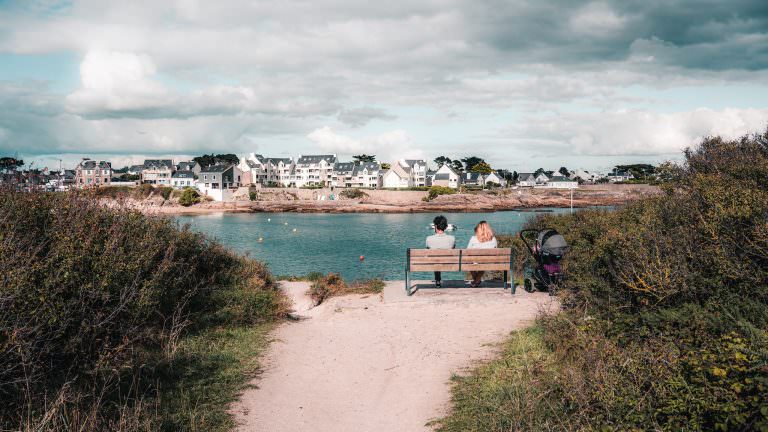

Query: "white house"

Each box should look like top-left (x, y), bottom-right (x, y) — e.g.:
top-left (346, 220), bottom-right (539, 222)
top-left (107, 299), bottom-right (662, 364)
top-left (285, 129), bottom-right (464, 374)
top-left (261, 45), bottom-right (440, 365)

top-left (607, 170), bottom-right (634, 183)
top-left (196, 164), bottom-right (243, 201)
top-left (171, 171), bottom-right (196, 189)
top-left (517, 173), bottom-right (537, 187)
top-left (176, 161), bottom-right (201, 176)
top-left (140, 159), bottom-right (174, 185)
top-left (570, 169), bottom-right (600, 184)
top-left (294, 154), bottom-right (336, 187)
top-left (546, 176), bottom-right (579, 189)
top-left (331, 162), bottom-right (356, 188)
top-left (432, 164), bottom-right (461, 189)
top-left (462, 172), bottom-right (483, 187)
top-left (483, 171), bottom-right (506, 187)
top-left (380, 162), bottom-right (412, 188)
top-left (401, 159), bottom-right (428, 186)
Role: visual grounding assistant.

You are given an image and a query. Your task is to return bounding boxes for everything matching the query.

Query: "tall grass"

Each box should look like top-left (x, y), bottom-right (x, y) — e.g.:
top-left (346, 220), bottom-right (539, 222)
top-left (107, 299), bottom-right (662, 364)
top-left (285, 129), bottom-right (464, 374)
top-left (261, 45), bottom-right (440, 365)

top-left (0, 190), bottom-right (287, 431)
top-left (436, 130), bottom-right (768, 431)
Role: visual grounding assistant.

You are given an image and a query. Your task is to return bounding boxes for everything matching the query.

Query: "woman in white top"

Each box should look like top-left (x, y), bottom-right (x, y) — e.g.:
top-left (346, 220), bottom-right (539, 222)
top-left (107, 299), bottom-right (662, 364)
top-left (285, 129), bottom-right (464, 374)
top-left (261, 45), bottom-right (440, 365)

top-left (467, 221), bottom-right (497, 287)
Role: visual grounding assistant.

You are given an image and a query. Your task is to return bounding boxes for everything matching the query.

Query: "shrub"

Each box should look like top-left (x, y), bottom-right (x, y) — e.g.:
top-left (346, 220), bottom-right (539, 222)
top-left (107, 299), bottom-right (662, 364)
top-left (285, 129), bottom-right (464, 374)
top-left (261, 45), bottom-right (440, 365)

top-left (157, 185), bottom-right (173, 200)
top-left (340, 188), bottom-right (368, 199)
top-left (249, 191), bottom-right (258, 201)
top-left (0, 190), bottom-right (285, 430)
top-left (425, 185), bottom-right (456, 201)
top-left (178, 187), bottom-right (200, 206)
top-left (308, 274), bottom-right (385, 306)
top-left (437, 129), bottom-right (768, 431)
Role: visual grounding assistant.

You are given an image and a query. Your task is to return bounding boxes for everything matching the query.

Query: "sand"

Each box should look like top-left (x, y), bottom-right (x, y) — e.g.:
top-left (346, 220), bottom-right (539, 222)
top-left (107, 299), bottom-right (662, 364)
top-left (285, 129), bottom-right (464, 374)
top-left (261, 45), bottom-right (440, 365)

top-left (233, 280), bottom-right (558, 432)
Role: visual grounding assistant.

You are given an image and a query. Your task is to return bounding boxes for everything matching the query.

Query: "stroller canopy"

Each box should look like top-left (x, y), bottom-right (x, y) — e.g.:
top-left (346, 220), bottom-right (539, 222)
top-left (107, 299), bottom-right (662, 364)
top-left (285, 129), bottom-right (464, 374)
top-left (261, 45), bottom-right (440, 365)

top-left (537, 229), bottom-right (569, 256)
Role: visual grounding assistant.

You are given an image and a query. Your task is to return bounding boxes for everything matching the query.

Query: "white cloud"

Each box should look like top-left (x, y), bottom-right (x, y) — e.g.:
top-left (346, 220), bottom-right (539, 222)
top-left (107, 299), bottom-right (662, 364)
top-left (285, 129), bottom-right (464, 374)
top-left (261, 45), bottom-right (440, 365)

top-left (515, 107), bottom-right (768, 156)
top-left (569, 2), bottom-right (627, 36)
top-left (306, 126), bottom-right (423, 162)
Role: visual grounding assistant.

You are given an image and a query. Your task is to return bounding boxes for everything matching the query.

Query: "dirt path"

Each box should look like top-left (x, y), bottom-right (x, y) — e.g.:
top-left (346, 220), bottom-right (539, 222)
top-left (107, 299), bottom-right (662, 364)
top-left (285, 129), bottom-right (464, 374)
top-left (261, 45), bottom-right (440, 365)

top-left (233, 280), bottom-right (557, 432)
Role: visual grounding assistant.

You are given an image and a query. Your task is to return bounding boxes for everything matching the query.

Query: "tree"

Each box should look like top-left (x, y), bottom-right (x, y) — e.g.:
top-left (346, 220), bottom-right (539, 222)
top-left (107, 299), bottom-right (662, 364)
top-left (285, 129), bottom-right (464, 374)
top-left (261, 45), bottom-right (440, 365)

top-left (534, 167), bottom-right (546, 176)
top-left (353, 154), bottom-right (376, 164)
top-left (434, 156), bottom-right (452, 167)
top-left (451, 160), bottom-right (464, 173)
top-left (558, 166), bottom-right (570, 177)
top-left (193, 153), bottom-right (239, 168)
top-left (461, 156), bottom-right (484, 172)
top-left (512, 171), bottom-right (519, 184)
top-left (0, 157), bottom-right (24, 172)
top-left (470, 161), bottom-right (493, 174)
top-left (380, 163), bottom-right (391, 170)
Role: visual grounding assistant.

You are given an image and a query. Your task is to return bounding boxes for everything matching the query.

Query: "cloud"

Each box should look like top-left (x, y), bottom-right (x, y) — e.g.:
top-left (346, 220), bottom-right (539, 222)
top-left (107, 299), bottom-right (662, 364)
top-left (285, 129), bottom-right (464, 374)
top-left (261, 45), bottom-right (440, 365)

top-left (511, 107), bottom-right (768, 156)
top-left (337, 107), bottom-right (396, 127)
top-left (306, 126), bottom-right (423, 162)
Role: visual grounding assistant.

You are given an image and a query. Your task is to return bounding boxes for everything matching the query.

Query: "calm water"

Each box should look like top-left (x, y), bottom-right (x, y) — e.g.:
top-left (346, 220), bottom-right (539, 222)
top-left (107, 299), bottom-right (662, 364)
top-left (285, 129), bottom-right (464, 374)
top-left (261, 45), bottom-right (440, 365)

top-left (177, 210), bottom-right (574, 280)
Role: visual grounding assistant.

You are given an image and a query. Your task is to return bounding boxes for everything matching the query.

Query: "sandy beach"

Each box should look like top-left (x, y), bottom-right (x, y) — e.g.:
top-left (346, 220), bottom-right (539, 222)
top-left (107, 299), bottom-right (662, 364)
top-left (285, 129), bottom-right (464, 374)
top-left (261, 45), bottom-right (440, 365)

top-left (232, 280), bottom-right (557, 432)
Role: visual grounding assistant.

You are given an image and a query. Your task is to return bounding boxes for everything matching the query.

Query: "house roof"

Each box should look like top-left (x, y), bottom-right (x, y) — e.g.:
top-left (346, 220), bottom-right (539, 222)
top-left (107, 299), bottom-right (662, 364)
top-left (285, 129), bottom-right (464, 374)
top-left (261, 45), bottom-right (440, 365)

top-left (263, 157), bottom-right (292, 165)
top-left (463, 172), bottom-right (482, 181)
top-left (143, 159), bottom-right (173, 170)
top-left (353, 162), bottom-right (380, 175)
top-left (404, 159), bottom-right (426, 167)
top-left (434, 173), bottom-right (451, 180)
top-left (297, 154), bottom-right (336, 164)
top-left (333, 162), bottom-right (356, 173)
top-left (176, 161), bottom-right (198, 171)
top-left (436, 164), bottom-right (459, 176)
top-left (548, 176), bottom-right (573, 182)
top-left (78, 159), bottom-right (112, 170)
top-left (199, 164), bottom-right (232, 174)
top-left (172, 170), bottom-right (195, 179)
top-left (243, 160), bottom-right (260, 168)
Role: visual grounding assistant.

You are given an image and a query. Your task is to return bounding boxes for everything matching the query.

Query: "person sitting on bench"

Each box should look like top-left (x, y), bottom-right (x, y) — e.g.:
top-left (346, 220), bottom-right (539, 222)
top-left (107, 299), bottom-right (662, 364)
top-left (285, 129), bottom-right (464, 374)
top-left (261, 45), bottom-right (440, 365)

top-left (467, 220), bottom-right (498, 287)
top-left (426, 215), bottom-right (455, 287)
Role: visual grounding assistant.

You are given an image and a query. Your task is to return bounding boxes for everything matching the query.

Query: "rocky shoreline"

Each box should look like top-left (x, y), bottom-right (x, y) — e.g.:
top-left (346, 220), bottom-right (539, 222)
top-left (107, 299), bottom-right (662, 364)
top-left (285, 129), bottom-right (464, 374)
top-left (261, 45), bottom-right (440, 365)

top-left (130, 184), bottom-right (658, 215)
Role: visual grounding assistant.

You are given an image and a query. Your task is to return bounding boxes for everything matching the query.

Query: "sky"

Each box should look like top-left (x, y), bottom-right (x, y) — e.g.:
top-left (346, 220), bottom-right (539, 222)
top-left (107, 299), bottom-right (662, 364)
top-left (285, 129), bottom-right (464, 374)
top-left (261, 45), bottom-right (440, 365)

top-left (0, 0), bottom-right (767, 173)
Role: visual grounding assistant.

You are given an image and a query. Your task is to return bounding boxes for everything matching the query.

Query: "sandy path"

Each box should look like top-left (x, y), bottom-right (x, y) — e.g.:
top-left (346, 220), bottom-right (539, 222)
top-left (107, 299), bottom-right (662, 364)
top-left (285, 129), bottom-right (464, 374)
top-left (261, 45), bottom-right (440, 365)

top-left (234, 280), bottom-right (557, 432)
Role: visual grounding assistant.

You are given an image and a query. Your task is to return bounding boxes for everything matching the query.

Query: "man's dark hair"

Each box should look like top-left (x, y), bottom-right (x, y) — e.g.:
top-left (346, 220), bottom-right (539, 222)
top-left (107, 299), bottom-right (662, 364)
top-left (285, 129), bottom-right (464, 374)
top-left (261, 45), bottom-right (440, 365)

top-left (433, 215), bottom-right (448, 231)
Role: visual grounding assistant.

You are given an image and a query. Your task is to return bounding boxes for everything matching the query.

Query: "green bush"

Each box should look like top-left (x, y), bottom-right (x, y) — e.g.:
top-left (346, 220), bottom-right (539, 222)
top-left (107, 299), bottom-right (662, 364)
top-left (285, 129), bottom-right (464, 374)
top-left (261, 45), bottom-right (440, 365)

top-left (178, 187), bottom-right (201, 206)
top-left (437, 130), bottom-right (768, 431)
top-left (425, 185), bottom-right (456, 201)
top-left (0, 190), bottom-right (285, 430)
top-left (340, 188), bottom-right (368, 199)
top-left (249, 191), bottom-right (258, 201)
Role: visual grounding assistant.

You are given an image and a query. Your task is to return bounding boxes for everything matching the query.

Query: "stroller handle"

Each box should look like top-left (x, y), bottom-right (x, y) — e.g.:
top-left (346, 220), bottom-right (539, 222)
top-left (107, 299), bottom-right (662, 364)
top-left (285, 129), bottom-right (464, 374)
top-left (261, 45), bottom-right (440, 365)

top-left (519, 229), bottom-right (539, 258)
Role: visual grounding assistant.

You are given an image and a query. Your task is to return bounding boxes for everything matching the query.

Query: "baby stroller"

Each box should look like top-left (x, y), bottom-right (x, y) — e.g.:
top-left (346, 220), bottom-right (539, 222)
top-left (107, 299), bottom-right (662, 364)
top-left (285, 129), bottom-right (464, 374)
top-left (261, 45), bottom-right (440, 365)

top-left (519, 229), bottom-right (569, 296)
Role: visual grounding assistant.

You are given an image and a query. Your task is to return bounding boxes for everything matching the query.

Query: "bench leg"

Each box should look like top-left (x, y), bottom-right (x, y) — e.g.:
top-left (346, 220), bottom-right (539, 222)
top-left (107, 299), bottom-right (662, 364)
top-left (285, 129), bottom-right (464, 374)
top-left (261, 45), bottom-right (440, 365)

top-left (504, 270), bottom-right (509, 290)
top-left (405, 271), bottom-right (411, 296)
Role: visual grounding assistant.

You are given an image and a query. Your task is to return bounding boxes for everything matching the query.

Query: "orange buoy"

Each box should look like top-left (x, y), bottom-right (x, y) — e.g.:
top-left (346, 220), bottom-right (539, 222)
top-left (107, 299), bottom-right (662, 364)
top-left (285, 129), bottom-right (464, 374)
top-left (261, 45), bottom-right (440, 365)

top-left (359, 255), bottom-right (365, 262)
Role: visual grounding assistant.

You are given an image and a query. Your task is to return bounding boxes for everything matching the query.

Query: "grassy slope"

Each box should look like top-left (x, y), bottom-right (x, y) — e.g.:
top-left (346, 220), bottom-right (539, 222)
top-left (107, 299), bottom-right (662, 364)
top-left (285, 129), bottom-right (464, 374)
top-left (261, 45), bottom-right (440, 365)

top-left (435, 132), bottom-right (768, 431)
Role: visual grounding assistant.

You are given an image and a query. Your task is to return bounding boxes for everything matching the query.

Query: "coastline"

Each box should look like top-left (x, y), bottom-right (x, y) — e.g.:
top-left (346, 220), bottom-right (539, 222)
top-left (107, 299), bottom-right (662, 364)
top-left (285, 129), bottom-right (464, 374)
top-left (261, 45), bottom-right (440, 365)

top-left (125, 184), bottom-right (658, 215)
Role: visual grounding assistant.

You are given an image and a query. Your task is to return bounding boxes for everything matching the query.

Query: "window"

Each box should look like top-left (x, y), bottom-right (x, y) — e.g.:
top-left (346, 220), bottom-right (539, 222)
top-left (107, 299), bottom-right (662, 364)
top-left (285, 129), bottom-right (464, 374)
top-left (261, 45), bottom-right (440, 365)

top-left (204, 175), bottom-right (208, 180)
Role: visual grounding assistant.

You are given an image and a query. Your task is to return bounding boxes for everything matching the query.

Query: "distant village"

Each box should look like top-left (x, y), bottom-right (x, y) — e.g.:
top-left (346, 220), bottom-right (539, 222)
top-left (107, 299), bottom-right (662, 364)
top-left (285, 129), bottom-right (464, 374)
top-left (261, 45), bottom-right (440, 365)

top-left (0, 153), bottom-right (648, 201)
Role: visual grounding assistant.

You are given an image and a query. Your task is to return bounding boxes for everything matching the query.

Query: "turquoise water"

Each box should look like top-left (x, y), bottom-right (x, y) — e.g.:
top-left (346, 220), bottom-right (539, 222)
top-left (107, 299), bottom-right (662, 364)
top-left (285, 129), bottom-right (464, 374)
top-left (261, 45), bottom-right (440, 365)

top-left (177, 210), bottom-right (574, 280)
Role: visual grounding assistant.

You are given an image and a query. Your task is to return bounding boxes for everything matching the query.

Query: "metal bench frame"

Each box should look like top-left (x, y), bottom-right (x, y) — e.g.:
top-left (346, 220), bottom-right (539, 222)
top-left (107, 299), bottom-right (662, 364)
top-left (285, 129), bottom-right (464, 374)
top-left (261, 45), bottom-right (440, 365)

top-left (405, 248), bottom-right (515, 296)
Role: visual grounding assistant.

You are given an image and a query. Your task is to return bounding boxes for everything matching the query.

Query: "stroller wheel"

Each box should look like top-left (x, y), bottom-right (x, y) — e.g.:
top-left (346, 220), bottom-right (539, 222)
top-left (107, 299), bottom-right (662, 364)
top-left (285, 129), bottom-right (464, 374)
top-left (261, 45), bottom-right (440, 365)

top-left (524, 278), bottom-right (534, 293)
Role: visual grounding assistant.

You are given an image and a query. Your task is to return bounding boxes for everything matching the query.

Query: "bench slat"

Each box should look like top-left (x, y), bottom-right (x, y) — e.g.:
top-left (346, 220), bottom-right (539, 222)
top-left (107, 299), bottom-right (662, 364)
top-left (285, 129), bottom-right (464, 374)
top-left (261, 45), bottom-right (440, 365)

top-left (462, 263), bottom-right (512, 271)
top-left (460, 255), bottom-right (512, 264)
top-left (410, 256), bottom-right (461, 264)
top-left (410, 264), bottom-right (461, 272)
top-left (461, 248), bottom-right (512, 256)
top-left (410, 249), bottom-right (460, 257)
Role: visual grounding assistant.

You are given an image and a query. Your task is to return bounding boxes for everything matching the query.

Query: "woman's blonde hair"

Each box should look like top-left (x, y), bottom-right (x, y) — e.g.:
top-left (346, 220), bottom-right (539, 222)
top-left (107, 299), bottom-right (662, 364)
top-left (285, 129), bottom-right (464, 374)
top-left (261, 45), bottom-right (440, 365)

top-left (474, 220), bottom-right (494, 243)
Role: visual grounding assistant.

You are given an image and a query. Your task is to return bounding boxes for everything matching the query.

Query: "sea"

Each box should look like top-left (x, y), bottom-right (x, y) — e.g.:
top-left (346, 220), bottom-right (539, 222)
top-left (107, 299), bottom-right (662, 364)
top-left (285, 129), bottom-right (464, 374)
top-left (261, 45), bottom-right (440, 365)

top-left (177, 210), bottom-right (576, 281)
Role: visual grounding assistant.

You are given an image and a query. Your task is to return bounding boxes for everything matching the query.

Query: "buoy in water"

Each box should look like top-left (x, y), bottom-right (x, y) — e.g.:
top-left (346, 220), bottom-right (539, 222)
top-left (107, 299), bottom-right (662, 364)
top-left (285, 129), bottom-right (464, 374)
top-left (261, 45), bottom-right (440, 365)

top-left (258, 237), bottom-right (263, 243)
top-left (267, 218), bottom-right (271, 222)
top-left (292, 228), bottom-right (297, 233)
top-left (284, 222), bottom-right (288, 225)
top-left (359, 255), bottom-right (365, 262)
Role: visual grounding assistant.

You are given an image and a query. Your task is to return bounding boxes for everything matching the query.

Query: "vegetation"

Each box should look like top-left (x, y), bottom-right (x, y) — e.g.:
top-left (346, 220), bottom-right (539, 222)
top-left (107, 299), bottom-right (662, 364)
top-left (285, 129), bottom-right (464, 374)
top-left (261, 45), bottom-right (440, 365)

top-left (352, 154), bottom-right (376, 164)
top-left (0, 157), bottom-right (24, 172)
top-left (0, 190), bottom-right (287, 431)
top-left (308, 274), bottom-right (385, 306)
top-left (437, 130), bottom-right (768, 431)
top-left (469, 161), bottom-right (493, 174)
top-left (424, 185), bottom-right (456, 201)
top-left (249, 191), bottom-right (258, 201)
top-left (193, 153), bottom-right (239, 168)
top-left (340, 188), bottom-right (368, 199)
top-left (178, 187), bottom-right (201, 206)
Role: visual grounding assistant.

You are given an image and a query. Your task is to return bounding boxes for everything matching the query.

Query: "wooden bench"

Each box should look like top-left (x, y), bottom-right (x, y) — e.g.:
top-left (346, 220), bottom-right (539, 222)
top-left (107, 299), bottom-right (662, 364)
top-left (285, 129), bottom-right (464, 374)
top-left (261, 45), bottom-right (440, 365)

top-left (405, 248), bottom-right (514, 296)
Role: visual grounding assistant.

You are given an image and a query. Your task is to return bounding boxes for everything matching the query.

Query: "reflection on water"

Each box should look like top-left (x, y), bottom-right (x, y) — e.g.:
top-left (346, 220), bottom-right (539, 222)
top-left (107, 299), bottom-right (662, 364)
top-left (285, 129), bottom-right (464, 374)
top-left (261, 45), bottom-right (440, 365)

top-left (177, 210), bottom-right (575, 280)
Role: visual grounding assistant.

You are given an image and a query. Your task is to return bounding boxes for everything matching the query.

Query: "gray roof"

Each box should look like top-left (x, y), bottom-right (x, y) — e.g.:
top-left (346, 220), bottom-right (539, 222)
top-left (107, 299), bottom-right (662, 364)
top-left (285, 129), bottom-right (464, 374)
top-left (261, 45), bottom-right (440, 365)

top-left (297, 154), bottom-right (336, 165)
top-left (199, 164), bottom-right (232, 174)
top-left (404, 159), bottom-right (426, 167)
top-left (263, 157), bottom-right (292, 165)
top-left (518, 173), bottom-right (535, 180)
top-left (463, 172), bottom-right (482, 181)
top-left (78, 159), bottom-right (112, 170)
top-left (244, 160), bottom-right (260, 168)
top-left (172, 170), bottom-right (195, 179)
top-left (548, 176), bottom-right (572, 182)
top-left (434, 173), bottom-right (451, 180)
top-left (176, 161), bottom-right (198, 171)
top-left (353, 162), bottom-right (380, 175)
top-left (143, 159), bottom-right (174, 170)
top-left (426, 169), bottom-right (436, 176)
top-left (333, 162), bottom-right (356, 173)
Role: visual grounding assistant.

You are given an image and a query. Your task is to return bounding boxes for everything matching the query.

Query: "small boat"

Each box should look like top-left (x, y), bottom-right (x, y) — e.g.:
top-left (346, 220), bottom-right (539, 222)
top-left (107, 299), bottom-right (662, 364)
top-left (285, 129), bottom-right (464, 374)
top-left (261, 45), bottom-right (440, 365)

top-left (429, 223), bottom-right (458, 231)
